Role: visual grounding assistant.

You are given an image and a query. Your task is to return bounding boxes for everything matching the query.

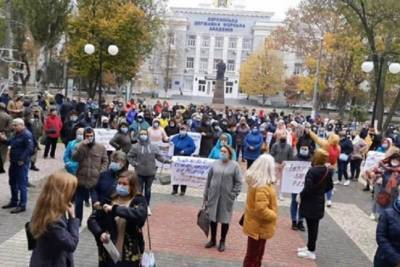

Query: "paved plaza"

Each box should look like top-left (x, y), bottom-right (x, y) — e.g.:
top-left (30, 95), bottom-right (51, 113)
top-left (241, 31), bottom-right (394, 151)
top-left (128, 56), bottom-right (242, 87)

top-left (0, 146), bottom-right (376, 267)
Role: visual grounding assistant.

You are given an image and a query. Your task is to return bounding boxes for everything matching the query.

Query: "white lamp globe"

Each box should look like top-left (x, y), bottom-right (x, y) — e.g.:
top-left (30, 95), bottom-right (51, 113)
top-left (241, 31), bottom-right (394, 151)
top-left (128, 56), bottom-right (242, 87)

top-left (108, 45), bottom-right (119, 56)
top-left (84, 44), bottom-right (95, 55)
top-left (389, 63), bottom-right (400, 74)
top-left (361, 61), bottom-right (374, 73)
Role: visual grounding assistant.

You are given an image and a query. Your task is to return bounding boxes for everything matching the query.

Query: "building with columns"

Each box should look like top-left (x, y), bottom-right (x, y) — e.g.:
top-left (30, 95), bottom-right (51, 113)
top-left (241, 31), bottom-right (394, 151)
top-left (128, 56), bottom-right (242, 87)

top-left (137, 1), bottom-right (301, 99)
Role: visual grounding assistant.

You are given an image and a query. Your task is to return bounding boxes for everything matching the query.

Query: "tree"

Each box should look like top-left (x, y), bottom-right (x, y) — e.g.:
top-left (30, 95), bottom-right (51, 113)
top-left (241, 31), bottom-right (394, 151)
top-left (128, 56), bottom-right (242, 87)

top-left (67, 0), bottom-right (162, 99)
top-left (240, 40), bottom-right (285, 105)
top-left (21, 0), bottom-right (70, 91)
top-left (339, 0), bottom-right (400, 130)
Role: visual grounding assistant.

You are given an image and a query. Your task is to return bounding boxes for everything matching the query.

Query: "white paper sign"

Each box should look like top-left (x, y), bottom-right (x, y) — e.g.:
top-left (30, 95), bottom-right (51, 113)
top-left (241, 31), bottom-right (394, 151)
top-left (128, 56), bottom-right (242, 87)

top-left (170, 132), bottom-right (202, 156)
top-left (94, 128), bottom-right (118, 151)
top-left (281, 161), bottom-right (311, 194)
top-left (171, 156), bottom-right (215, 189)
top-left (363, 151), bottom-right (386, 171)
top-left (152, 141), bottom-right (174, 168)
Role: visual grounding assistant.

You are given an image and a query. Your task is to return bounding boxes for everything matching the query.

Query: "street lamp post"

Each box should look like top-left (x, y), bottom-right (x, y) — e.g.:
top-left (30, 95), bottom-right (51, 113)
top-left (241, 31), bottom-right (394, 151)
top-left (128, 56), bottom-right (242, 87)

top-left (311, 36), bottom-right (324, 120)
top-left (84, 43), bottom-right (119, 104)
top-left (361, 59), bottom-right (400, 128)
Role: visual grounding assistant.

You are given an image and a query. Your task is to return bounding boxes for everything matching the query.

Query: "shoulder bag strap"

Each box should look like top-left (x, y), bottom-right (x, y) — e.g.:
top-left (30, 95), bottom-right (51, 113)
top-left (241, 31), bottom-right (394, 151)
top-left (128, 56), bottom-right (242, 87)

top-left (314, 167), bottom-right (329, 188)
top-left (146, 217), bottom-right (152, 251)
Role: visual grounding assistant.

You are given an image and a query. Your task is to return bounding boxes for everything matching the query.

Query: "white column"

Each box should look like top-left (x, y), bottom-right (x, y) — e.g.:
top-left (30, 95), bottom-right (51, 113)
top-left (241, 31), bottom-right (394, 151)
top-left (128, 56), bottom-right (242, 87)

top-left (222, 36), bottom-right (229, 62)
top-left (234, 37), bottom-right (243, 98)
top-left (194, 35), bottom-right (202, 74)
top-left (208, 36), bottom-right (215, 74)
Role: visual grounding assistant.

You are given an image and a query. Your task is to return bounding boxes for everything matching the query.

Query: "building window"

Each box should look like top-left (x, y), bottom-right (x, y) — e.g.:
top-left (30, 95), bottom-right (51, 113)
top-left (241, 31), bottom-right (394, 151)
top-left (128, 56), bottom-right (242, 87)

top-left (243, 38), bottom-right (252, 50)
top-left (186, 57), bottom-right (194, 69)
top-left (213, 59), bottom-right (222, 70)
top-left (294, 63), bottom-right (302, 75)
top-left (227, 60), bottom-right (235, 72)
top-left (184, 77), bottom-right (193, 90)
top-left (187, 35), bottom-right (196, 47)
top-left (202, 37), bottom-right (210, 48)
top-left (200, 58), bottom-right (208, 72)
top-left (198, 80), bottom-right (206, 92)
top-left (215, 37), bottom-right (224, 48)
top-left (225, 81), bottom-right (233, 94)
top-left (228, 37), bottom-right (237, 49)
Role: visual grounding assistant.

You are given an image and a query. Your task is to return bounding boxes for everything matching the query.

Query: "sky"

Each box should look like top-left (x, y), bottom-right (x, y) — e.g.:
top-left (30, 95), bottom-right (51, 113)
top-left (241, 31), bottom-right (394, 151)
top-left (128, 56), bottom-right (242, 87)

top-left (167, 0), bottom-right (302, 20)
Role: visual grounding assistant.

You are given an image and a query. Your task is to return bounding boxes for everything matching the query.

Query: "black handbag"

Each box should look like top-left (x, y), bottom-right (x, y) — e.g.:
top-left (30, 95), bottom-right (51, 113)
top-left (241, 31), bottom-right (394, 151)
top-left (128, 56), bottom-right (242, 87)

top-left (197, 201), bottom-right (210, 237)
top-left (239, 214), bottom-right (244, 226)
top-left (25, 222), bottom-right (36, 250)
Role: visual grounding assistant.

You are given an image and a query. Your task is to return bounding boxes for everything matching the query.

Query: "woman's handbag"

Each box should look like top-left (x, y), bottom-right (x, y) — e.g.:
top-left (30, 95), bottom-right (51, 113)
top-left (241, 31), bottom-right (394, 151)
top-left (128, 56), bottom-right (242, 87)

top-left (25, 222), bottom-right (36, 251)
top-left (197, 201), bottom-right (210, 237)
top-left (39, 135), bottom-right (47, 146)
top-left (157, 164), bottom-right (171, 185)
top-left (339, 153), bottom-right (349, 162)
top-left (141, 218), bottom-right (156, 267)
top-left (239, 214), bottom-right (244, 226)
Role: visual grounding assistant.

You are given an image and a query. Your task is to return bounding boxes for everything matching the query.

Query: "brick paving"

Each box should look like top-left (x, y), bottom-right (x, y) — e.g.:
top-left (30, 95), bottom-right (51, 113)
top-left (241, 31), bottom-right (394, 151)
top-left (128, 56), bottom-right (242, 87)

top-left (0, 148), bottom-right (376, 267)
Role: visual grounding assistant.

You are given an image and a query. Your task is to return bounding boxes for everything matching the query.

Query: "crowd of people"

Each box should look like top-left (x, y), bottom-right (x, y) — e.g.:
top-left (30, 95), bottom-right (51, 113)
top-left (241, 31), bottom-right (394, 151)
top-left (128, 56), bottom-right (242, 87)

top-left (0, 90), bottom-right (399, 267)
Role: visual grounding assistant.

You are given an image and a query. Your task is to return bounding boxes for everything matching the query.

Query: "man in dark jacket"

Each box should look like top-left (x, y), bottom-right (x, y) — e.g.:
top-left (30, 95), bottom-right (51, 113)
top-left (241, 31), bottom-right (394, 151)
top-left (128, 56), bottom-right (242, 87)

top-left (1, 118), bottom-right (34, 213)
top-left (337, 131), bottom-right (353, 186)
top-left (0, 102), bottom-right (12, 173)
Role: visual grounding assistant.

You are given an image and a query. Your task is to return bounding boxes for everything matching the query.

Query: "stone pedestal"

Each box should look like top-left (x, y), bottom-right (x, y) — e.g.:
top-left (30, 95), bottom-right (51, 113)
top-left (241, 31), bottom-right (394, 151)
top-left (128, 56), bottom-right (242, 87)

top-left (212, 80), bottom-right (225, 105)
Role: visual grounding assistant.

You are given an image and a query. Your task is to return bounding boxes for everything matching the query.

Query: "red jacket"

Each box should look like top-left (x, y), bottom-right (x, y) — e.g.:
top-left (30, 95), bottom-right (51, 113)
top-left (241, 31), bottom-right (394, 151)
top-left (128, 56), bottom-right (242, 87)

top-left (44, 115), bottom-right (63, 138)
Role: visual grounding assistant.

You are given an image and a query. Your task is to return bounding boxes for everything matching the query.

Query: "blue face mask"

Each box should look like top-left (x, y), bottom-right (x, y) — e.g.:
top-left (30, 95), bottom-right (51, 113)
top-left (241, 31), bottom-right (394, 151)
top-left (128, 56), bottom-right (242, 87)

top-left (116, 184), bottom-right (130, 197)
top-left (139, 135), bottom-right (148, 142)
top-left (120, 127), bottom-right (128, 134)
top-left (76, 134), bottom-right (84, 141)
top-left (252, 128), bottom-right (258, 134)
top-left (219, 152), bottom-right (228, 161)
top-left (109, 162), bottom-right (122, 172)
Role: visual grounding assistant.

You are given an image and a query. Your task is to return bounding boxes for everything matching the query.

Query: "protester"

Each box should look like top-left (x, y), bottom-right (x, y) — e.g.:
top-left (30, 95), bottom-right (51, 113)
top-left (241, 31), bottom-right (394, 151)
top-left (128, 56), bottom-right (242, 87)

top-left (72, 127), bottom-right (109, 223)
top-left (29, 171), bottom-right (79, 267)
top-left (0, 102), bottom-right (12, 173)
top-left (373, 196), bottom-right (400, 267)
top-left (198, 115), bottom-right (214, 157)
top-left (60, 110), bottom-right (81, 147)
top-left (243, 125), bottom-right (264, 168)
top-left (87, 170), bottom-right (147, 267)
top-left (165, 119), bottom-right (179, 137)
top-left (209, 133), bottom-right (237, 160)
top-left (242, 154), bottom-right (278, 267)
top-left (171, 125), bottom-right (196, 196)
top-left (128, 129), bottom-right (172, 214)
top-left (235, 117), bottom-right (250, 162)
top-left (43, 107), bottom-right (63, 159)
top-left (27, 106), bottom-right (43, 172)
top-left (203, 145), bottom-right (242, 252)
top-left (7, 94), bottom-right (24, 118)
top-left (64, 128), bottom-right (84, 175)
top-left (0, 118), bottom-right (34, 214)
top-left (350, 131), bottom-right (368, 181)
top-left (298, 149), bottom-right (334, 260)
top-left (147, 118), bottom-right (169, 143)
top-left (110, 120), bottom-right (132, 154)
top-left (337, 131), bottom-right (353, 186)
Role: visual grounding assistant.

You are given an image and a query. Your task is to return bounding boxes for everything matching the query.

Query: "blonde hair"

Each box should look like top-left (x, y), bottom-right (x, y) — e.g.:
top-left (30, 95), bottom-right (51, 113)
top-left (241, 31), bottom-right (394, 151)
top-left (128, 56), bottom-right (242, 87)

top-left (30, 171), bottom-right (77, 238)
top-left (245, 154), bottom-right (276, 187)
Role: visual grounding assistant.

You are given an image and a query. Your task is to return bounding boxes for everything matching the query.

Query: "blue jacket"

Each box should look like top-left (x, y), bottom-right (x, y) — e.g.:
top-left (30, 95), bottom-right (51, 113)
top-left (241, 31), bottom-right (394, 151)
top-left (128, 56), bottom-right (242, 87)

top-left (7, 129), bottom-right (34, 164)
top-left (243, 130), bottom-right (264, 160)
top-left (129, 120), bottom-right (150, 135)
top-left (172, 134), bottom-right (196, 156)
top-left (29, 216), bottom-right (80, 267)
top-left (375, 201), bottom-right (400, 267)
top-left (63, 139), bottom-right (81, 175)
top-left (208, 133), bottom-right (237, 160)
top-left (92, 169), bottom-right (118, 205)
top-left (126, 109), bottom-right (138, 125)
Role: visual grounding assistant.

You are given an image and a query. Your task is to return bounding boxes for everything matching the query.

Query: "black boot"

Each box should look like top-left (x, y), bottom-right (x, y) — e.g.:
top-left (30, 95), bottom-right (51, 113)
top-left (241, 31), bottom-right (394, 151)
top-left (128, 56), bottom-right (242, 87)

top-left (363, 184), bottom-right (370, 191)
top-left (205, 240), bottom-right (216, 248)
top-left (291, 221), bottom-right (299, 231)
top-left (30, 163), bottom-right (40, 171)
top-left (297, 221), bottom-right (306, 232)
top-left (218, 240), bottom-right (225, 252)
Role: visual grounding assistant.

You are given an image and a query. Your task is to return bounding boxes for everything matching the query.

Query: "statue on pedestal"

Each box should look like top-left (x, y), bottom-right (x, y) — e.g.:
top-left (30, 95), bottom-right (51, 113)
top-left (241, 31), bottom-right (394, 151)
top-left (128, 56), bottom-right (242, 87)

top-left (216, 60), bottom-right (226, 81)
top-left (213, 60), bottom-right (226, 106)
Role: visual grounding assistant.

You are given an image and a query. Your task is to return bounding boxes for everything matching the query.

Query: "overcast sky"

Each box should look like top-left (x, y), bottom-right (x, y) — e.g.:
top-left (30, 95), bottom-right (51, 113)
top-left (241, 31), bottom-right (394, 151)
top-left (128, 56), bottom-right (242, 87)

top-left (167, 0), bottom-right (302, 20)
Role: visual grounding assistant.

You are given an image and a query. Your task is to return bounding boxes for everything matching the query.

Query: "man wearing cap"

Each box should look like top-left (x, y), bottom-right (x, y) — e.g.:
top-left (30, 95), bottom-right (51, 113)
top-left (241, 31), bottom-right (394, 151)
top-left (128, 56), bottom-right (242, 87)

top-left (0, 103), bottom-right (12, 173)
top-left (0, 118), bottom-right (34, 213)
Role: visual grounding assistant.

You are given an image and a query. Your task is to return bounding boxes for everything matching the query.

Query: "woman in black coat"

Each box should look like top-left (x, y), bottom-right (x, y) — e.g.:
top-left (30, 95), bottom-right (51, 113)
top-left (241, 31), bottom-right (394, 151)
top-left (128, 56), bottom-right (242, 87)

top-left (88, 170), bottom-right (147, 267)
top-left (298, 149), bottom-right (334, 261)
top-left (198, 115), bottom-right (214, 157)
top-left (29, 171), bottom-right (79, 267)
top-left (374, 198), bottom-right (400, 267)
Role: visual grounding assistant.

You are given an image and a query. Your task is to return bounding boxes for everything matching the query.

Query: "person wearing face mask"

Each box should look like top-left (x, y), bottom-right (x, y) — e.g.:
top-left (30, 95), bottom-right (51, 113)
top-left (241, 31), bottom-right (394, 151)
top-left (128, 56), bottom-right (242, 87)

top-left (61, 110), bottom-right (82, 147)
top-left (165, 119), bottom-right (179, 137)
top-left (211, 121), bottom-right (223, 145)
top-left (147, 118), bottom-right (169, 143)
top-left (271, 133), bottom-right (294, 201)
top-left (127, 130), bottom-right (172, 215)
top-left (72, 127), bottom-right (109, 224)
top-left (64, 128), bottom-right (84, 176)
top-left (198, 115), bottom-right (214, 158)
top-left (236, 117), bottom-right (250, 162)
top-left (88, 171), bottom-right (147, 267)
top-left (43, 107), bottom-right (63, 159)
top-left (204, 145), bottom-right (242, 252)
top-left (209, 133), bottom-right (237, 160)
top-left (377, 138), bottom-right (392, 153)
top-left (373, 192), bottom-right (400, 267)
top-left (110, 121), bottom-right (132, 154)
top-left (337, 131), bottom-right (353, 186)
top-left (159, 111), bottom-right (169, 128)
top-left (92, 151), bottom-right (128, 209)
top-left (171, 125), bottom-right (196, 196)
top-left (243, 126), bottom-right (264, 168)
top-left (129, 114), bottom-right (150, 139)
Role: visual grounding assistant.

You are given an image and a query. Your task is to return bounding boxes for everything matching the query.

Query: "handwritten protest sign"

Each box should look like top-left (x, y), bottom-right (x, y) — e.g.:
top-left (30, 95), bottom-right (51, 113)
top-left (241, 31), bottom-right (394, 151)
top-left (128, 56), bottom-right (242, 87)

top-left (363, 151), bottom-right (386, 171)
top-left (170, 132), bottom-right (202, 156)
top-left (153, 141), bottom-right (174, 168)
top-left (94, 128), bottom-right (118, 151)
top-left (281, 161), bottom-right (311, 194)
top-left (171, 156), bottom-right (215, 189)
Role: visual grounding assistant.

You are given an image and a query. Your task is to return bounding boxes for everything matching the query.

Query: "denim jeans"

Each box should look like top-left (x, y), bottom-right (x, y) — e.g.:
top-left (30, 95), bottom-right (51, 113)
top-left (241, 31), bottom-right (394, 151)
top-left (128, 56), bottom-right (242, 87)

top-left (9, 162), bottom-right (29, 208)
top-left (290, 193), bottom-right (303, 222)
top-left (138, 175), bottom-right (154, 205)
top-left (338, 159), bottom-right (350, 181)
top-left (74, 185), bottom-right (95, 224)
top-left (326, 190), bottom-right (333, 201)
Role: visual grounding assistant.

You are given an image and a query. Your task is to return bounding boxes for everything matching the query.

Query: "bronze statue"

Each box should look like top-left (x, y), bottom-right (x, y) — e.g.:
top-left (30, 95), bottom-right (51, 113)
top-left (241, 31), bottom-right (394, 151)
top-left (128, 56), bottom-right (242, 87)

top-left (216, 60), bottom-right (226, 81)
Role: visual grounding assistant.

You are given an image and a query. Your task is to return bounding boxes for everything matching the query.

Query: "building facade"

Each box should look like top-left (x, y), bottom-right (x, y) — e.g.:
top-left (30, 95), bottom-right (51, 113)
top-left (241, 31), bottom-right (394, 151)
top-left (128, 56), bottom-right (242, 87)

top-left (138, 1), bottom-right (301, 99)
